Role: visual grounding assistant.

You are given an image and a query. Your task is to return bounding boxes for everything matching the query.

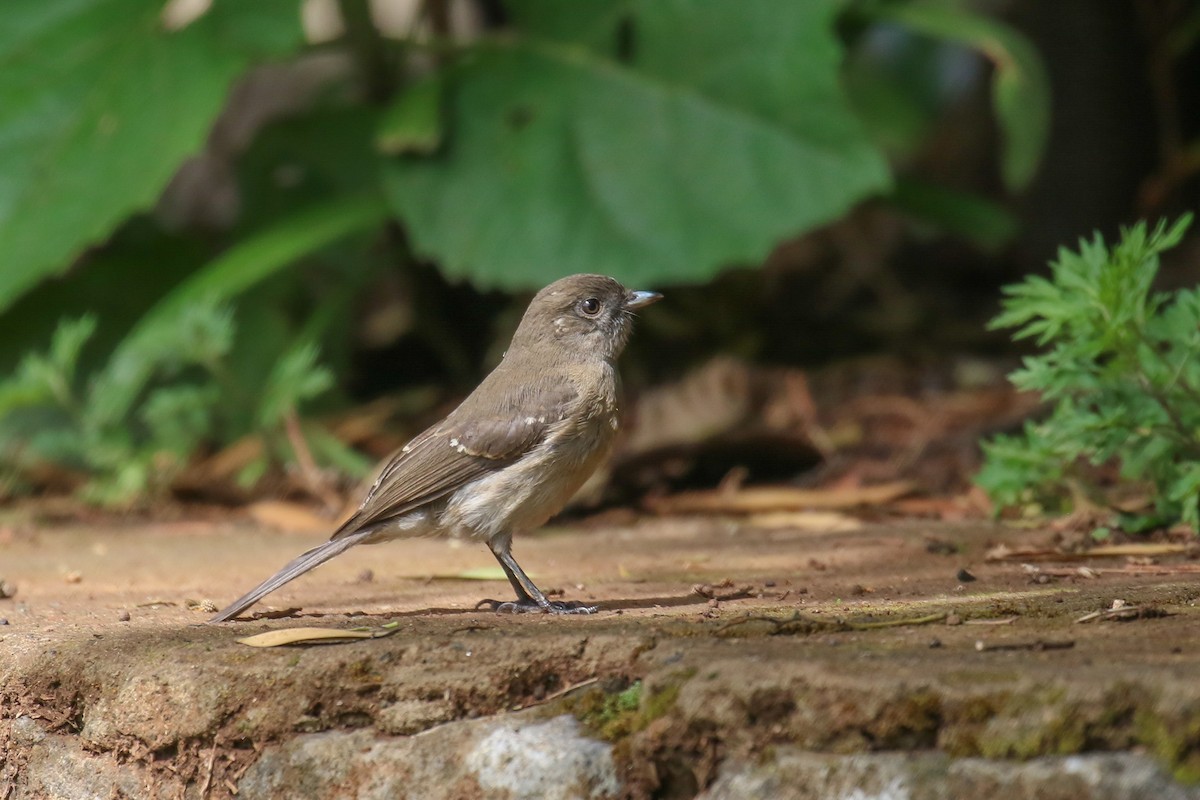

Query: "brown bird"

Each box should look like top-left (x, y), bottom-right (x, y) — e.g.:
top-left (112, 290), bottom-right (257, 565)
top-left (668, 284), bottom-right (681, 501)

top-left (210, 274), bottom-right (661, 622)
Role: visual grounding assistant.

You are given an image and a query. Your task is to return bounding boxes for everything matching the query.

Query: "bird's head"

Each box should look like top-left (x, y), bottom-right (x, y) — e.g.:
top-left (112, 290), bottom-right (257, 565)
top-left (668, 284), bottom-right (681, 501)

top-left (510, 274), bottom-right (662, 362)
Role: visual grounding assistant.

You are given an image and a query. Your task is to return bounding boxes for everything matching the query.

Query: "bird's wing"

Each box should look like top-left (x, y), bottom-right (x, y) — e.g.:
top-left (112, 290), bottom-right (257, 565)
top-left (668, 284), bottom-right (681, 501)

top-left (331, 380), bottom-right (578, 539)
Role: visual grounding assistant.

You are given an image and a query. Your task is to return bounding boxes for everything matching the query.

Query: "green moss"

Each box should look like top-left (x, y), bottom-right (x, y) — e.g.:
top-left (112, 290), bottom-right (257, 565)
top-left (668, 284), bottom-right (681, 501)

top-left (644, 681), bottom-right (682, 723)
top-left (565, 671), bottom-right (692, 741)
top-left (1135, 707), bottom-right (1200, 785)
top-left (972, 687), bottom-right (1104, 760)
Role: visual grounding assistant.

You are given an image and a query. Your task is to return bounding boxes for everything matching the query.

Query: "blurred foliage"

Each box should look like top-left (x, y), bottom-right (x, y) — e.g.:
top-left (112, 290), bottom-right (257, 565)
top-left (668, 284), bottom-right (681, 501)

top-left (978, 215), bottom-right (1200, 532)
top-left (0, 301), bottom-right (348, 506)
top-left (0, 0), bottom-right (1052, 503)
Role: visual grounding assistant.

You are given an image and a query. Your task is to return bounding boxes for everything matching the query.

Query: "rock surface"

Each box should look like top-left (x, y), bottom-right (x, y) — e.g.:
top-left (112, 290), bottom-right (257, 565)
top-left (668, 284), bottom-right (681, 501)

top-left (2, 517), bottom-right (1199, 798)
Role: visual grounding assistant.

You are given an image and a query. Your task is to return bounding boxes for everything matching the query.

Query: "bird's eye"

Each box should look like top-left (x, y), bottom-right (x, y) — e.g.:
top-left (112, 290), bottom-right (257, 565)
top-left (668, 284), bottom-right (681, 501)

top-left (579, 297), bottom-right (601, 317)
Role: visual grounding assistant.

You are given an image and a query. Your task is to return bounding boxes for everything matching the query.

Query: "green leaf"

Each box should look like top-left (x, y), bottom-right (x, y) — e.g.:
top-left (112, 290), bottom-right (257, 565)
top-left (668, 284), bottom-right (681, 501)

top-left (0, 220), bottom-right (211, 377)
top-left (257, 343), bottom-right (335, 429)
top-left (140, 384), bottom-right (219, 456)
top-left (376, 74), bottom-right (444, 155)
top-left (238, 107), bottom-right (387, 229)
top-left (505, 0), bottom-right (629, 51)
top-left (85, 197), bottom-right (382, 433)
top-left (386, 1), bottom-right (889, 288)
top-left (0, 0), bottom-right (304, 314)
top-left (303, 424), bottom-right (374, 479)
top-left (119, 195), bottom-right (388, 356)
top-left (86, 299), bottom-right (235, 432)
top-left (0, 316), bottom-right (96, 416)
top-left (871, 2), bottom-right (1050, 191)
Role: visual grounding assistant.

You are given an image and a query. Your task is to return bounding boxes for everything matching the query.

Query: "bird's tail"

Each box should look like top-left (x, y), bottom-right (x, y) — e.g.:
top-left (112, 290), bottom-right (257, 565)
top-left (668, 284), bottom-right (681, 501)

top-left (208, 531), bottom-right (371, 623)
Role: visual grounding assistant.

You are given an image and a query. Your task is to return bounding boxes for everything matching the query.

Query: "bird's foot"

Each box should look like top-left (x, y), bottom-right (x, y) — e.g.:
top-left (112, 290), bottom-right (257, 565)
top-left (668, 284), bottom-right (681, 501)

top-left (475, 598), bottom-right (598, 615)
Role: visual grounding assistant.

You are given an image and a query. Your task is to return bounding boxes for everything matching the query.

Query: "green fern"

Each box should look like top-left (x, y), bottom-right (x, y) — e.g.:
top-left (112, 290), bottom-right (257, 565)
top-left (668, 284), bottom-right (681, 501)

top-left (0, 301), bottom-right (340, 507)
top-left (978, 214), bottom-right (1200, 531)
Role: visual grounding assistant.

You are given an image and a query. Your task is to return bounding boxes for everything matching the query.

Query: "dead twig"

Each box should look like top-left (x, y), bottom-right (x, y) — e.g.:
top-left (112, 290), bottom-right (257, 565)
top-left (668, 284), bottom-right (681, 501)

top-left (1026, 563), bottom-right (1200, 578)
top-left (512, 677), bottom-right (602, 712)
top-left (717, 611), bottom-right (946, 636)
top-left (284, 408), bottom-right (343, 514)
top-left (1075, 604), bottom-right (1171, 624)
top-left (988, 542), bottom-right (1197, 562)
top-left (845, 612), bottom-right (948, 630)
top-left (199, 740), bottom-right (217, 799)
top-left (543, 677), bottom-right (600, 703)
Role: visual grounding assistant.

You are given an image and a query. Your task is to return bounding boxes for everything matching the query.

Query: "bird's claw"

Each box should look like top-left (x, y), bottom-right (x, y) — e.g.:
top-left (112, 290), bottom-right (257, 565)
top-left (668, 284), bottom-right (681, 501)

top-left (475, 598), bottom-right (598, 615)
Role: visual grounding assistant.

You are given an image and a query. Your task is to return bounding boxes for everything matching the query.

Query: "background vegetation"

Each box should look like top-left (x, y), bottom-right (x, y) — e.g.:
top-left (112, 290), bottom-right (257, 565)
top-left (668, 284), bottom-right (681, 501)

top-left (0, 0), bottom-right (1197, 525)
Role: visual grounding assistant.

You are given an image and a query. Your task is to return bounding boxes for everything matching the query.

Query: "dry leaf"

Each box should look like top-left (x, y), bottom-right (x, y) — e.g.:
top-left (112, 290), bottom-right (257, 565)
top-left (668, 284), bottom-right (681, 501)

top-left (646, 481), bottom-right (914, 515)
top-left (429, 567), bottom-right (515, 581)
top-left (238, 624), bottom-right (400, 647)
top-left (744, 511), bottom-right (861, 532)
top-left (1087, 543), bottom-right (1195, 557)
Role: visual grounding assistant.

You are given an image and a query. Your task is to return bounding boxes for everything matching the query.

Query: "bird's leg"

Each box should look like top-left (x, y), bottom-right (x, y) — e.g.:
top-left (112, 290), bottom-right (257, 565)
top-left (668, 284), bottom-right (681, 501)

top-left (475, 539), bottom-right (596, 615)
top-left (496, 555), bottom-right (535, 604)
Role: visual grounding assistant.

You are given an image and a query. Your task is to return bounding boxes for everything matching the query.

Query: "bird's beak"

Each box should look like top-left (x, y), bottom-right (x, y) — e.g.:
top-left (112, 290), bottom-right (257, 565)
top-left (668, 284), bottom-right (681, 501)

top-left (625, 290), bottom-right (663, 310)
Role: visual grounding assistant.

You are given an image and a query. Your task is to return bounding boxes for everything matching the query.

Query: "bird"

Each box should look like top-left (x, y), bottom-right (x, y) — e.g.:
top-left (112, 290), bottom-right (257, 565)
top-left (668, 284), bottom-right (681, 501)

top-left (210, 274), bottom-right (661, 622)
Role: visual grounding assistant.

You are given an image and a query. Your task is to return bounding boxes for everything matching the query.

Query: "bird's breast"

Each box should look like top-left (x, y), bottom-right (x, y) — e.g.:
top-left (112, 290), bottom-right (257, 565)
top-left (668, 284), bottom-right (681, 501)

top-left (440, 398), bottom-right (620, 540)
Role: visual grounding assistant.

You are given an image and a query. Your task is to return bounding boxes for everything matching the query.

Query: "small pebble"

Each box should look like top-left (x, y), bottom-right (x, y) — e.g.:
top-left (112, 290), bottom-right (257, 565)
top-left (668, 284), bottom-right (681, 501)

top-left (65, 571), bottom-right (82, 584)
top-left (764, 580), bottom-right (776, 588)
top-left (0, 580), bottom-right (16, 599)
top-left (956, 568), bottom-right (977, 583)
top-left (945, 613), bottom-right (962, 626)
top-left (928, 637), bottom-right (942, 649)
top-left (355, 569), bottom-right (375, 583)
top-left (849, 584), bottom-right (866, 596)
top-left (0, 618), bottom-right (8, 626)
top-left (117, 610), bottom-right (131, 622)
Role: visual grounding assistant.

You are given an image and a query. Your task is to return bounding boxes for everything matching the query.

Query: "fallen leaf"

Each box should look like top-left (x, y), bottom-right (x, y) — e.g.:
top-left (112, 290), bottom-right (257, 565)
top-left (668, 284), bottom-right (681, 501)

top-left (238, 624), bottom-right (401, 647)
top-left (744, 511), bottom-right (861, 532)
top-left (428, 567), bottom-right (516, 581)
top-left (1088, 543), bottom-right (1196, 557)
top-left (645, 482), bottom-right (914, 515)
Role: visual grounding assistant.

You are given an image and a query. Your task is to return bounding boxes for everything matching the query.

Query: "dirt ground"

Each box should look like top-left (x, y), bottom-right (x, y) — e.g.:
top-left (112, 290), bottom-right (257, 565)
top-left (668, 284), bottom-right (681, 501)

top-left (3, 510), bottom-right (1200, 798)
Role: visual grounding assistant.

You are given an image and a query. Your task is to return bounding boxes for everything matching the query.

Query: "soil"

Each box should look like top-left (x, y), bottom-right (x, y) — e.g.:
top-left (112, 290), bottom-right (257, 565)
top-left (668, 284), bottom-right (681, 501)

top-left (2, 510), bottom-right (1199, 798)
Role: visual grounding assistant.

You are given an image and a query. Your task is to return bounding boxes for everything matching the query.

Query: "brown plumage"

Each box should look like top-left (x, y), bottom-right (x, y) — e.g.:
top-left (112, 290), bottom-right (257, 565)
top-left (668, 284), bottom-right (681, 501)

top-left (210, 274), bottom-right (661, 622)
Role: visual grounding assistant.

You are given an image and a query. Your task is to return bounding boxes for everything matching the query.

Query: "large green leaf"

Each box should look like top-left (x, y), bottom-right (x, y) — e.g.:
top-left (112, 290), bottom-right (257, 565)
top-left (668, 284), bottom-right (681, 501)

top-left (384, 0), bottom-right (889, 288)
top-left (0, 0), bottom-right (304, 314)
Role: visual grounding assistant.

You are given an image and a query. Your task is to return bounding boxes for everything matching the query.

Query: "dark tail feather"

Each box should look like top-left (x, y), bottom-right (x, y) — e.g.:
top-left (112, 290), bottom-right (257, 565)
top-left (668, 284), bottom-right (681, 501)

top-left (209, 532), bottom-right (371, 623)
